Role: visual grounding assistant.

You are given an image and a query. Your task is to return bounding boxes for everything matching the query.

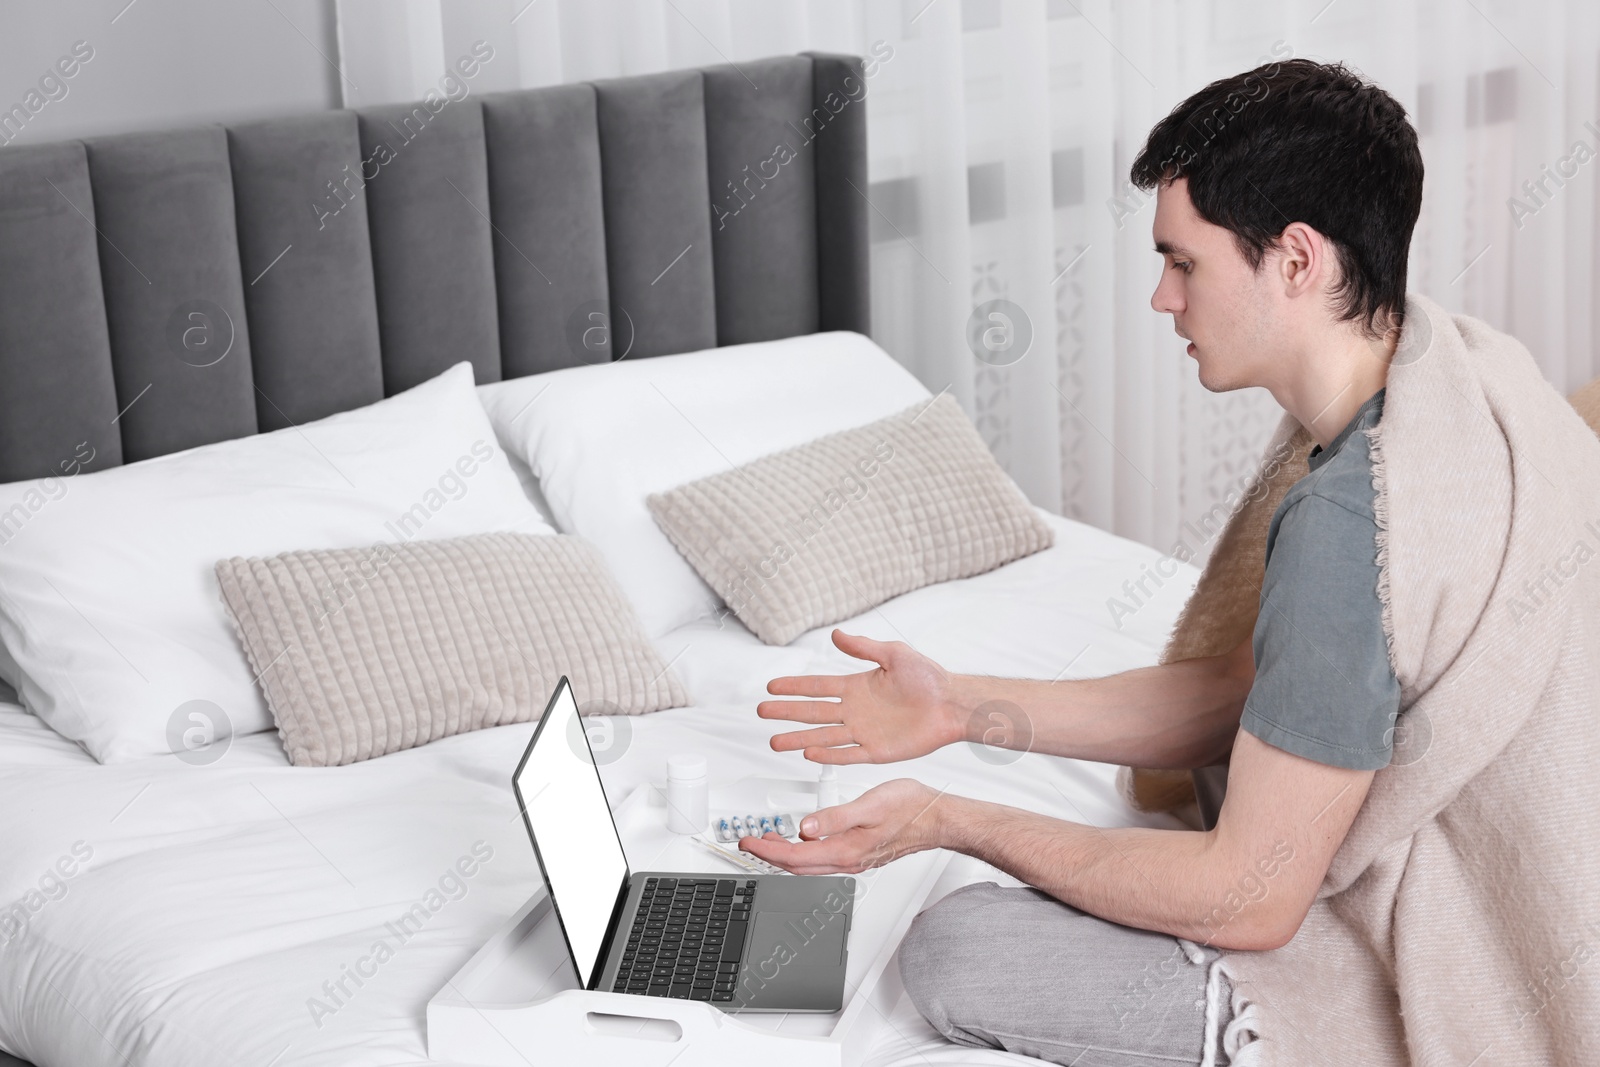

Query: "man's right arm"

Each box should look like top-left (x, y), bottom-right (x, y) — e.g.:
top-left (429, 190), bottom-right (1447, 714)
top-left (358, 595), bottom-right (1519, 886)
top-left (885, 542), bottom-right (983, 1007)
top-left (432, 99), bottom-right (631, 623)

top-left (760, 629), bottom-right (1254, 771)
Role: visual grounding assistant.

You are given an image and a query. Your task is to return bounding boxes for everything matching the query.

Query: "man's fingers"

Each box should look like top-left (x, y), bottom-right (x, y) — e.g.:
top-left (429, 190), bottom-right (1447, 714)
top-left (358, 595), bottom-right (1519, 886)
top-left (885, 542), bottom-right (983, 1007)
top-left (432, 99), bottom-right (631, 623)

top-left (766, 674), bottom-right (846, 699)
top-left (803, 743), bottom-right (876, 765)
top-left (769, 725), bottom-right (854, 753)
top-left (797, 798), bottom-right (863, 840)
top-left (739, 831), bottom-right (867, 872)
top-left (736, 833), bottom-right (798, 865)
top-left (756, 698), bottom-right (844, 724)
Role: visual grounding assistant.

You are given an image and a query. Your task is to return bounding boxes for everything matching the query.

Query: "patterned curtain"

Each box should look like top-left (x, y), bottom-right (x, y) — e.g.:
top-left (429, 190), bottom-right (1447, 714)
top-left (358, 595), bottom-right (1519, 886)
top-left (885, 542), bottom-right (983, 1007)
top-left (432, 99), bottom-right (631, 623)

top-left (337, 0), bottom-right (1600, 565)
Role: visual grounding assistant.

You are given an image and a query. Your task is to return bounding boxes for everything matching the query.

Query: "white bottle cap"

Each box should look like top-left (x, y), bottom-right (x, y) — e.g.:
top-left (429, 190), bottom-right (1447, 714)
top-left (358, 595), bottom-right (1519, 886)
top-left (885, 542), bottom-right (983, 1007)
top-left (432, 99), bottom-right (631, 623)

top-left (667, 754), bottom-right (707, 780)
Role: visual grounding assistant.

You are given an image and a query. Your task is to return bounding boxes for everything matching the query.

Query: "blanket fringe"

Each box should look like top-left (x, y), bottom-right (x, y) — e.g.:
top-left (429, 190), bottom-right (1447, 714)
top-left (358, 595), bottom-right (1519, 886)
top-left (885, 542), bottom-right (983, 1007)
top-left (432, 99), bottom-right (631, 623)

top-left (1365, 419), bottom-right (1401, 680)
top-left (1180, 940), bottom-right (1262, 1067)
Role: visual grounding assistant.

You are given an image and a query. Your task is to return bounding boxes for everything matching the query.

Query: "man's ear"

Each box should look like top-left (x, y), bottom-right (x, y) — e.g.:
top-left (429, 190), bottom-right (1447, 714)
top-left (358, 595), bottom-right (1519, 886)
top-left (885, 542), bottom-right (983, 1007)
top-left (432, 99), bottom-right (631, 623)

top-left (1275, 222), bottom-right (1324, 297)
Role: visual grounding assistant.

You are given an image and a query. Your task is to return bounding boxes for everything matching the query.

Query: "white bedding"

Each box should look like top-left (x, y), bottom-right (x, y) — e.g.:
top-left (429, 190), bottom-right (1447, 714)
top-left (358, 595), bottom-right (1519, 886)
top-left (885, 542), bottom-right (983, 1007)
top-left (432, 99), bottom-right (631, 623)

top-left (0, 510), bottom-right (1199, 1067)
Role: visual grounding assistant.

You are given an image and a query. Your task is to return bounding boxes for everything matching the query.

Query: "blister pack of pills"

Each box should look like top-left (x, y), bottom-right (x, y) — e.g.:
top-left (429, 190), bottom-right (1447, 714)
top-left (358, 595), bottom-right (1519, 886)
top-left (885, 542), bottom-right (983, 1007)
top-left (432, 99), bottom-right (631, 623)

top-left (687, 813), bottom-right (803, 876)
top-left (711, 812), bottom-right (800, 842)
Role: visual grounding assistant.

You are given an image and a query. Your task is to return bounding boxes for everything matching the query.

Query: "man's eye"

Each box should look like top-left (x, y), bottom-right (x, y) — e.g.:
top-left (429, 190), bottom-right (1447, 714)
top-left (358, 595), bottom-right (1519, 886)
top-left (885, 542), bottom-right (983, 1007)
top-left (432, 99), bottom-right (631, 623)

top-left (1173, 260), bottom-right (1193, 273)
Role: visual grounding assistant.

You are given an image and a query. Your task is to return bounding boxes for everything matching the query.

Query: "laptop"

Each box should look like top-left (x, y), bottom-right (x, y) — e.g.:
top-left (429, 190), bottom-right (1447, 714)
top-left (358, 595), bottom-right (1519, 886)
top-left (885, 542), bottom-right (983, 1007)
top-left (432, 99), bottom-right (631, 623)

top-left (512, 676), bottom-right (856, 1011)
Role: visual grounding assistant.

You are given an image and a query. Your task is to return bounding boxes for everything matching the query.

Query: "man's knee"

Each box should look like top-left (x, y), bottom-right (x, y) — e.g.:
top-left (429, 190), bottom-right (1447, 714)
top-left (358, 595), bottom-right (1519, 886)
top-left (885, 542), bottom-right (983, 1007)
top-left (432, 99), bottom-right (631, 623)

top-left (898, 882), bottom-right (1013, 1042)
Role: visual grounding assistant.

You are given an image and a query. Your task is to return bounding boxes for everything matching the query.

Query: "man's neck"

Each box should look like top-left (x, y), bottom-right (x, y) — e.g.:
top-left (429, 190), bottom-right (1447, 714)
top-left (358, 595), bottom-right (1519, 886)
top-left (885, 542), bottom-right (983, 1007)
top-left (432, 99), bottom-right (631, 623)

top-left (1272, 331), bottom-right (1395, 450)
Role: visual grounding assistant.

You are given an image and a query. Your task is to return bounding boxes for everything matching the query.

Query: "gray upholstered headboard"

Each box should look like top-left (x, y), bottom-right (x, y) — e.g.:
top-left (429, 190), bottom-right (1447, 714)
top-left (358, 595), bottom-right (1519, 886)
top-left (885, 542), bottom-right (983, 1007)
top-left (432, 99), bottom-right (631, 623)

top-left (0, 52), bottom-right (869, 484)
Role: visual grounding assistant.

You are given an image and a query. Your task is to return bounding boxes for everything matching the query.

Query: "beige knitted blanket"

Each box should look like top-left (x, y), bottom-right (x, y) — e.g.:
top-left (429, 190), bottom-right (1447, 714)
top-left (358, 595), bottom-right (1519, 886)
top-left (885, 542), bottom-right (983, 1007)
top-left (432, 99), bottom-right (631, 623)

top-left (1171, 292), bottom-right (1600, 1065)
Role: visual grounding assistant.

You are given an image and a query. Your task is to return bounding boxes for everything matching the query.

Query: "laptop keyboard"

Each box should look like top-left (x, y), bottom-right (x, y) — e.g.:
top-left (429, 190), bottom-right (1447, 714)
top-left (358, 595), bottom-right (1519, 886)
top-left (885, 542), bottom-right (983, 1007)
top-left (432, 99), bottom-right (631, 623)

top-left (612, 877), bottom-right (756, 1001)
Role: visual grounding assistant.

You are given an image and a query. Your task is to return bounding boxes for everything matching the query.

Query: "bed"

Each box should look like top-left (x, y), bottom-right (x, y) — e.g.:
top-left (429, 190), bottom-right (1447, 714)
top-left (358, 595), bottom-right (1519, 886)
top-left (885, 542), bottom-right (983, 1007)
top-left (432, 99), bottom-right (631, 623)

top-left (0, 52), bottom-right (1196, 1067)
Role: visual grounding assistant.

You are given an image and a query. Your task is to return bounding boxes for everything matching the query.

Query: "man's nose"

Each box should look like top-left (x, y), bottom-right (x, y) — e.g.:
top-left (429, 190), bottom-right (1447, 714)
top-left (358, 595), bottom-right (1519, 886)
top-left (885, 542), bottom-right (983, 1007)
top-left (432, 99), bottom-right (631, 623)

top-left (1151, 276), bottom-right (1182, 315)
top-left (1152, 279), bottom-right (1177, 313)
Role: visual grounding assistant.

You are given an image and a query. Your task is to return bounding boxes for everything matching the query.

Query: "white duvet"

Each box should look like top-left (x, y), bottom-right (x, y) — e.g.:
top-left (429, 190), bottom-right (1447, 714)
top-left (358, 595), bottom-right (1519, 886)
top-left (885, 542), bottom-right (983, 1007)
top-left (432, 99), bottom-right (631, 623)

top-left (0, 511), bottom-right (1198, 1067)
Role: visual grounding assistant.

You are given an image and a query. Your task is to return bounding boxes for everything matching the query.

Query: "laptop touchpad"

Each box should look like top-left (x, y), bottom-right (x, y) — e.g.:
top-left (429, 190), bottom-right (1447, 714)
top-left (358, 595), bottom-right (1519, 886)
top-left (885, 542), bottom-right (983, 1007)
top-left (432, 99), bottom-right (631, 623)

top-left (736, 911), bottom-right (848, 1012)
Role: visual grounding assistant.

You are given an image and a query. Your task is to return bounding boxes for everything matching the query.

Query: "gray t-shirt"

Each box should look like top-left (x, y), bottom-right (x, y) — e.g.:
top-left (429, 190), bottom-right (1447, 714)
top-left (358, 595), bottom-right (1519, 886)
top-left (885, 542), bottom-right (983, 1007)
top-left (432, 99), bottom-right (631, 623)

top-left (1238, 388), bottom-right (1401, 771)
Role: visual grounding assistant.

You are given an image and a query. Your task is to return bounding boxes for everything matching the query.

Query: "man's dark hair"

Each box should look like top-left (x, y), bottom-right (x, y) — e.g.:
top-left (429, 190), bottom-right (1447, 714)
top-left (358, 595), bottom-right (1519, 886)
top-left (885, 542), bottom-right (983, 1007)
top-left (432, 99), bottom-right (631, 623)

top-left (1130, 58), bottom-right (1423, 338)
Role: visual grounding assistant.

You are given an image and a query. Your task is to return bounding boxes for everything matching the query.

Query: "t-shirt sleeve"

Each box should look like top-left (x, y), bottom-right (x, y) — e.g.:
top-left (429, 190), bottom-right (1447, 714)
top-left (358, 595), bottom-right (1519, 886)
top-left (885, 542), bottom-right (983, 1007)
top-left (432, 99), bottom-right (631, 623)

top-left (1239, 492), bottom-right (1401, 771)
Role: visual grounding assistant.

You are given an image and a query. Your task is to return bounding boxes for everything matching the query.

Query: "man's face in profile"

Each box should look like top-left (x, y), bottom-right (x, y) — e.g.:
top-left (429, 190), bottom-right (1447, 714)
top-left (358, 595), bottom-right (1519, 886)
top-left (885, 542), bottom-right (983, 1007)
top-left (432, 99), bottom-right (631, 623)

top-left (1149, 177), bottom-right (1280, 394)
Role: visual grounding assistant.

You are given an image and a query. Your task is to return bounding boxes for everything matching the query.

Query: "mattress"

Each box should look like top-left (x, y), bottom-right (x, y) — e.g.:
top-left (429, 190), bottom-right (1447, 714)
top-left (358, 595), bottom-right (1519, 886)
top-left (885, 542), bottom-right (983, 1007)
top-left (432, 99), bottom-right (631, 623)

top-left (0, 510), bottom-right (1199, 1067)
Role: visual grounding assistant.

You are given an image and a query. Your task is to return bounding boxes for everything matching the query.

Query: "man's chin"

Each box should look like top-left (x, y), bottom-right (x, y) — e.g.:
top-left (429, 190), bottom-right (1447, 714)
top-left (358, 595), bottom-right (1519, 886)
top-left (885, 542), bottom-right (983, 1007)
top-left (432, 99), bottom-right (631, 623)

top-left (1196, 363), bottom-right (1228, 391)
top-left (1194, 361), bottom-right (1244, 393)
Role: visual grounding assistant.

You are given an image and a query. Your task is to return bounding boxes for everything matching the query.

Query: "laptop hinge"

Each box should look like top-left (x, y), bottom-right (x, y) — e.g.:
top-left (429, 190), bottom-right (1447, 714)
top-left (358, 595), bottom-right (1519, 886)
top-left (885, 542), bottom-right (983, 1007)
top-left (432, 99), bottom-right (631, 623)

top-left (586, 876), bottom-right (634, 990)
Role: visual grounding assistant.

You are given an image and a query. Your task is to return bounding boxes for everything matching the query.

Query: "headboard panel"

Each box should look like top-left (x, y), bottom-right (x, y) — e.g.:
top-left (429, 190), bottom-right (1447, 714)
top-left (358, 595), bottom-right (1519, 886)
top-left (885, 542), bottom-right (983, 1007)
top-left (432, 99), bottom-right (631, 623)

top-left (705, 55), bottom-right (820, 346)
top-left (595, 68), bottom-right (720, 360)
top-left (0, 142), bottom-right (122, 481)
top-left (482, 84), bottom-right (610, 376)
top-left (359, 99), bottom-right (503, 393)
top-left (0, 51), bottom-right (869, 483)
top-left (87, 125), bottom-right (260, 462)
top-left (810, 55), bottom-right (872, 335)
top-left (228, 112), bottom-right (386, 431)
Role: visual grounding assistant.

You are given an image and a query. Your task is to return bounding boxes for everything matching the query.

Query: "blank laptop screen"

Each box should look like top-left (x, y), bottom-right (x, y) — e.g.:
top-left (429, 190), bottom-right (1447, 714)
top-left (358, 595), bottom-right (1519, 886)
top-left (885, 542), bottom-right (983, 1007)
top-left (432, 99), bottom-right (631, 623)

top-left (513, 679), bottom-right (629, 989)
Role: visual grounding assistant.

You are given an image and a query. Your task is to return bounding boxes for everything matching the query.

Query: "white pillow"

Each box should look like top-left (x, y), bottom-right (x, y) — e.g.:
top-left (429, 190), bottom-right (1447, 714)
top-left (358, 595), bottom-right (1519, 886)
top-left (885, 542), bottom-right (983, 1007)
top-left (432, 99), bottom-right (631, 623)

top-left (477, 332), bottom-right (933, 637)
top-left (0, 362), bottom-right (552, 764)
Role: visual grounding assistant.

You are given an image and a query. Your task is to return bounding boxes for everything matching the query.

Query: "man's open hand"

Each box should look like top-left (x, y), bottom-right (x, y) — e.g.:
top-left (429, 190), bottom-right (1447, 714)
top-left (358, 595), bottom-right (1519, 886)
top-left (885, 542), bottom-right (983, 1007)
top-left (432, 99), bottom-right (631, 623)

top-left (759, 630), bottom-right (963, 764)
top-left (737, 778), bottom-right (948, 875)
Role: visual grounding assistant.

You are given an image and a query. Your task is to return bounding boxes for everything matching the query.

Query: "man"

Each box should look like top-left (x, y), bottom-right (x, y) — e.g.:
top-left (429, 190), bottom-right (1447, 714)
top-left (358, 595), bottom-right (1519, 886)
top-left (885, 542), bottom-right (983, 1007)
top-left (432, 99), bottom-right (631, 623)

top-left (739, 58), bottom-right (1424, 1065)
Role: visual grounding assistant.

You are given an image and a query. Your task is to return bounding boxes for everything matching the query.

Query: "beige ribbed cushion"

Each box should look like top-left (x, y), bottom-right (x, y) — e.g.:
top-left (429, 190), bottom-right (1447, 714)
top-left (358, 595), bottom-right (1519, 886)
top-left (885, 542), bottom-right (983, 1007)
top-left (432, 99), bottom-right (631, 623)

top-left (647, 394), bottom-right (1054, 645)
top-left (216, 533), bottom-right (687, 767)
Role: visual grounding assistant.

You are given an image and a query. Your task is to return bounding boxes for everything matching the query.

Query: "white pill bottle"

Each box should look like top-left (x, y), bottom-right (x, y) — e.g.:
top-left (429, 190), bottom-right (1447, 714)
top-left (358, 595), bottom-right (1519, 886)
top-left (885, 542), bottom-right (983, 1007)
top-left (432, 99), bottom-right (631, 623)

top-left (666, 753), bottom-right (709, 834)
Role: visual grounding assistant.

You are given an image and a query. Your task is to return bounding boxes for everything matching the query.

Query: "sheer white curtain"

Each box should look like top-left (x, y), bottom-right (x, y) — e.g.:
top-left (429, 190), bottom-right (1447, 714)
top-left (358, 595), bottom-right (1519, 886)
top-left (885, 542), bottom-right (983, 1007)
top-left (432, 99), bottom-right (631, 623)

top-left (336, 0), bottom-right (1600, 564)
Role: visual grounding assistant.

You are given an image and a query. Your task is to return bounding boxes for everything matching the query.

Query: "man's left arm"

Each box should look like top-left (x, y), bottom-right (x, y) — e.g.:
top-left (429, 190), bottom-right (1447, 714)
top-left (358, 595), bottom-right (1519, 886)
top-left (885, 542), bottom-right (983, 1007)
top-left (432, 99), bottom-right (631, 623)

top-left (740, 729), bottom-right (1372, 951)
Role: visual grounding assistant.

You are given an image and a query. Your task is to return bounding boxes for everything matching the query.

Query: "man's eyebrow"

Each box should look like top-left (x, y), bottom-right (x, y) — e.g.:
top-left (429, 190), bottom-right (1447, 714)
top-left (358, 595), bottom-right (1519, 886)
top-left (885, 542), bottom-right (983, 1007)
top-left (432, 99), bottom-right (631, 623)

top-left (1153, 240), bottom-right (1193, 257)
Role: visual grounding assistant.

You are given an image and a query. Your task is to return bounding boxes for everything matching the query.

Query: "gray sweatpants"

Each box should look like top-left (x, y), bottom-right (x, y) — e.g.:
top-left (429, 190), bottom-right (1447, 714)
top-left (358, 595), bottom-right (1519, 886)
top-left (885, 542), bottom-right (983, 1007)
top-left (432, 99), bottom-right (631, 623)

top-left (898, 882), bottom-right (1246, 1066)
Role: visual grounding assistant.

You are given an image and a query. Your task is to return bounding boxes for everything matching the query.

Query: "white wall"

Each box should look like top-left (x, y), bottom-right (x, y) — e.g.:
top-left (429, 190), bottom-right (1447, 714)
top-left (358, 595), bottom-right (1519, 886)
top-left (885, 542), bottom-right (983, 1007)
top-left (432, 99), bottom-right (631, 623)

top-left (0, 0), bottom-right (340, 146)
